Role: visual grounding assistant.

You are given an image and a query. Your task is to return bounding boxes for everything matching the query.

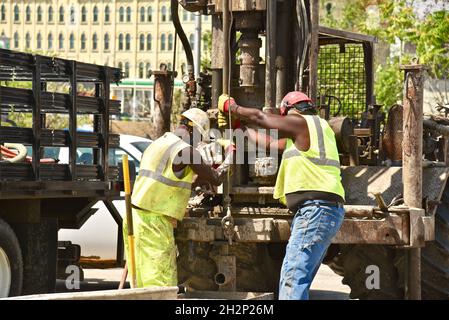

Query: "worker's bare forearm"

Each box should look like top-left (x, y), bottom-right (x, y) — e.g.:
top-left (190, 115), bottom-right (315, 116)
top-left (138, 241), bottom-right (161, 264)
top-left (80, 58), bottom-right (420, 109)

top-left (245, 127), bottom-right (287, 152)
top-left (231, 104), bottom-right (302, 139)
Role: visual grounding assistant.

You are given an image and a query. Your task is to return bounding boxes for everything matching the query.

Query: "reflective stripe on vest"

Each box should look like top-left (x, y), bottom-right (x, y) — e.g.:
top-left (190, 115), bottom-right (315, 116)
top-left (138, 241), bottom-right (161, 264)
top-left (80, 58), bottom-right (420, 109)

top-left (273, 114), bottom-right (345, 204)
top-left (282, 116), bottom-right (340, 168)
top-left (137, 140), bottom-right (191, 190)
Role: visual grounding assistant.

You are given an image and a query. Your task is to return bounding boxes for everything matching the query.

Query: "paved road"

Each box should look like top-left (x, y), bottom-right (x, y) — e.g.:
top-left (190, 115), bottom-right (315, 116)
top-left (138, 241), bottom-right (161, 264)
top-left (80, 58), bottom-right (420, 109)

top-left (56, 264), bottom-right (351, 300)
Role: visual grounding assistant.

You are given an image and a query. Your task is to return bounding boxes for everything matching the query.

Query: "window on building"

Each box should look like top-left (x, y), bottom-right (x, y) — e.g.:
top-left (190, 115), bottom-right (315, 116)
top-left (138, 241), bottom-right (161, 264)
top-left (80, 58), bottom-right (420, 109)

top-left (161, 34), bottom-right (166, 51)
top-left (14, 5), bottom-right (19, 22)
top-left (48, 6), bottom-right (53, 22)
top-left (81, 6), bottom-right (87, 23)
top-left (190, 12), bottom-right (195, 21)
top-left (92, 33), bottom-right (98, 51)
top-left (119, 7), bottom-right (124, 22)
top-left (146, 34), bottom-right (152, 51)
top-left (105, 6), bottom-right (110, 23)
top-left (25, 33), bottom-right (31, 49)
top-left (13, 32), bottom-right (19, 48)
top-left (104, 33), bottom-right (110, 51)
top-left (189, 34), bottom-right (194, 48)
top-left (70, 6), bottom-right (75, 24)
top-left (37, 6), bottom-right (42, 22)
top-left (161, 6), bottom-right (167, 22)
top-left (147, 7), bottom-right (153, 22)
top-left (25, 6), bottom-right (31, 22)
top-left (118, 62), bottom-right (123, 71)
top-left (168, 34), bottom-right (173, 51)
top-left (124, 62), bottom-right (130, 78)
top-left (204, 15), bottom-right (209, 22)
top-left (183, 9), bottom-right (188, 22)
top-left (146, 63), bottom-right (151, 78)
top-left (59, 6), bottom-right (64, 23)
top-left (126, 7), bottom-right (131, 22)
top-left (37, 33), bottom-right (42, 49)
top-left (59, 33), bottom-right (64, 50)
top-left (139, 34), bottom-right (145, 51)
top-left (138, 62), bottom-right (144, 78)
top-left (1, 5), bottom-right (6, 22)
top-left (118, 34), bottom-right (124, 50)
top-left (81, 33), bottom-right (86, 50)
top-left (93, 6), bottom-right (99, 23)
top-left (125, 34), bottom-right (131, 50)
top-left (69, 33), bottom-right (75, 50)
top-left (48, 33), bottom-right (53, 50)
top-left (140, 7), bottom-right (145, 22)
top-left (168, 63), bottom-right (172, 71)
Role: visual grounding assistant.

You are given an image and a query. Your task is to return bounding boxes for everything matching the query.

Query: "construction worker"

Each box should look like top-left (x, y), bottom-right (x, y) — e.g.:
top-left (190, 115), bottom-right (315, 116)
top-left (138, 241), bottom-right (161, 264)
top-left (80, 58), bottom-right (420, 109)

top-left (218, 92), bottom-right (345, 300)
top-left (124, 108), bottom-right (234, 288)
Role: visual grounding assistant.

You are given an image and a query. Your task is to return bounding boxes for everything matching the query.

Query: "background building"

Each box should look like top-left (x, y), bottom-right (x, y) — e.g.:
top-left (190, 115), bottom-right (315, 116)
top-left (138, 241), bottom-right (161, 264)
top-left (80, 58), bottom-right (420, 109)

top-left (0, 0), bottom-right (211, 79)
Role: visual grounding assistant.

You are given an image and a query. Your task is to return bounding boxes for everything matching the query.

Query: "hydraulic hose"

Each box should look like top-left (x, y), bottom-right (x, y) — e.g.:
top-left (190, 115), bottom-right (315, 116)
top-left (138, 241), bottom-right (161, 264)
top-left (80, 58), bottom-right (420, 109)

top-left (171, 0), bottom-right (194, 74)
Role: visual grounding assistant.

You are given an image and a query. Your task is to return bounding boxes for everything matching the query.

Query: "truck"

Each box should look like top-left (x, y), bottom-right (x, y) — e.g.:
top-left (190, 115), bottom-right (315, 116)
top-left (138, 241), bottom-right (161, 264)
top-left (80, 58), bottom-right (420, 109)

top-left (159, 0), bottom-right (449, 299)
top-left (0, 49), bottom-right (123, 297)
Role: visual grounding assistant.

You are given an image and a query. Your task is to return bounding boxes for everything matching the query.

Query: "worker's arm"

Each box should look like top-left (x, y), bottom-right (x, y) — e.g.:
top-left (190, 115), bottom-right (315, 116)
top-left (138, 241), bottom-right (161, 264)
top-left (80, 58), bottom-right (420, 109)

top-left (230, 104), bottom-right (306, 139)
top-left (173, 146), bottom-right (233, 187)
top-left (244, 127), bottom-right (287, 152)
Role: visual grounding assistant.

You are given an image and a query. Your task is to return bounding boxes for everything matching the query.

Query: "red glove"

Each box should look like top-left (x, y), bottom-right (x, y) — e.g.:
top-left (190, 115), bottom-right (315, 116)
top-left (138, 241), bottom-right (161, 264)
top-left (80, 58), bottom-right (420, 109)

top-left (218, 94), bottom-right (236, 113)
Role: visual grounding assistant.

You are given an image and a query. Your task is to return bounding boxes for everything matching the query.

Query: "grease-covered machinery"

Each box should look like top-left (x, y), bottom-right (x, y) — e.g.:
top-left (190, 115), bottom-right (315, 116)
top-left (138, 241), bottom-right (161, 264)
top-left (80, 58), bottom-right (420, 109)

top-left (169, 0), bottom-right (449, 299)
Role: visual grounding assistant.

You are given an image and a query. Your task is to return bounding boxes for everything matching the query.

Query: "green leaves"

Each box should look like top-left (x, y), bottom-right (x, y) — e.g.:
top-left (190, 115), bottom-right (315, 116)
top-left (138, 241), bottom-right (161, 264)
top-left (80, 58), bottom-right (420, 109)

top-left (321, 0), bottom-right (449, 108)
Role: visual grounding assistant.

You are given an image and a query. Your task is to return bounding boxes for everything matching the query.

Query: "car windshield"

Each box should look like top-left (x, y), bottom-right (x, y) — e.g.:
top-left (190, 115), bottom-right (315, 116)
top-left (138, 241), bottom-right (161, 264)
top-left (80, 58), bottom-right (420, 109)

top-left (131, 141), bottom-right (151, 153)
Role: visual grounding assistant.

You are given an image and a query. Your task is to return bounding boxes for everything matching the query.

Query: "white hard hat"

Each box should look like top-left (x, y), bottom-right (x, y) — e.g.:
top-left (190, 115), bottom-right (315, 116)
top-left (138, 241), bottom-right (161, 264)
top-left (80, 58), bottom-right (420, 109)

top-left (181, 108), bottom-right (210, 142)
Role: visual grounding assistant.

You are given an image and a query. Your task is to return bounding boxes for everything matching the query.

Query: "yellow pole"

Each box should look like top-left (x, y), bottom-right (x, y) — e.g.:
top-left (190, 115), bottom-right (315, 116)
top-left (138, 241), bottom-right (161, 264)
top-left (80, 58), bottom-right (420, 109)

top-left (123, 155), bottom-right (137, 288)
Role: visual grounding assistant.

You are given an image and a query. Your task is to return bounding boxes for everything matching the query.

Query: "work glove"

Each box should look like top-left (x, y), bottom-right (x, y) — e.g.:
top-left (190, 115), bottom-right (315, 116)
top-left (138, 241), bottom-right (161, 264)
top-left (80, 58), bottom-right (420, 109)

top-left (218, 94), bottom-right (236, 113)
top-left (217, 138), bottom-right (237, 154)
top-left (197, 141), bottom-right (223, 166)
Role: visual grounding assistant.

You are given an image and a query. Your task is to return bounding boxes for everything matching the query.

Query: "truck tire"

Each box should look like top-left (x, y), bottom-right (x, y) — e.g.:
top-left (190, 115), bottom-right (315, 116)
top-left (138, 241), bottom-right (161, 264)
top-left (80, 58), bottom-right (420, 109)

top-left (177, 241), bottom-right (284, 293)
top-left (13, 218), bottom-right (58, 295)
top-left (326, 184), bottom-right (449, 299)
top-left (0, 218), bottom-right (23, 297)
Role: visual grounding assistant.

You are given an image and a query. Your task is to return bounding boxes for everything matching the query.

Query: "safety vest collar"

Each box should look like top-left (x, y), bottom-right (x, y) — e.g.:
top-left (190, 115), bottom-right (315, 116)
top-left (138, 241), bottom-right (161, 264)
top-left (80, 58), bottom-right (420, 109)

top-left (283, 116), bottom-right (340, 168)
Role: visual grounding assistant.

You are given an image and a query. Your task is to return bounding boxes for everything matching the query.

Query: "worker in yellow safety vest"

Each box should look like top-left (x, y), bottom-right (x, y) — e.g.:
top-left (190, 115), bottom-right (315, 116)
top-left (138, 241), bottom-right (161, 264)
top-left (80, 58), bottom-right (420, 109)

top-left (218, 92), bottom-right (345, 300)
top-left (124, 108), bottom-right (234, 288)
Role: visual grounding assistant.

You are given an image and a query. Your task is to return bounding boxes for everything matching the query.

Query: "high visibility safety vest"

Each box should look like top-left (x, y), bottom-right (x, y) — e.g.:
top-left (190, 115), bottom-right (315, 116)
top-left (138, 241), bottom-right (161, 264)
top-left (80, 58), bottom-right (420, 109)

top-left (131, 132), bottom-right (194, 221)
top-left (273, 115), bottom-right (345, 205)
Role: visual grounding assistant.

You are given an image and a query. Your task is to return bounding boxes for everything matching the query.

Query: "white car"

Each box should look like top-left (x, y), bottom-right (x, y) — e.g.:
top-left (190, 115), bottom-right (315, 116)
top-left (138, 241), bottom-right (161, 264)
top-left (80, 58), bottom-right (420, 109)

top-left (57, 134), bottom-right (151, 260)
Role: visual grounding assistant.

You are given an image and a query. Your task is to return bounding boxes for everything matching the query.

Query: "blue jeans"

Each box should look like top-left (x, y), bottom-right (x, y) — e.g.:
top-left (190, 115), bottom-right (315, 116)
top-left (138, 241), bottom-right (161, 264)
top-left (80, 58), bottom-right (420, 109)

top-left (279, 200), bottom-right (345, 300)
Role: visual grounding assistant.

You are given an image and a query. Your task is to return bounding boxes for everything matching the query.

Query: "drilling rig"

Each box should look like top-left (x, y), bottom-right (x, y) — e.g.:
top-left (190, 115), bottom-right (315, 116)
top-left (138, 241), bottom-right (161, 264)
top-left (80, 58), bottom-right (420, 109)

top-left (161, 0), bottom-right (449, 299)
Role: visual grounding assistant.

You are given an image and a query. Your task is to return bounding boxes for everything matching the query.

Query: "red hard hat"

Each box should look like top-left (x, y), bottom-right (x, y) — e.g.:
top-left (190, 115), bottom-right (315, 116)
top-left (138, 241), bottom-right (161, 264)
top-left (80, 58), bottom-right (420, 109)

top-left (281, 91), bottom-right (312, 108)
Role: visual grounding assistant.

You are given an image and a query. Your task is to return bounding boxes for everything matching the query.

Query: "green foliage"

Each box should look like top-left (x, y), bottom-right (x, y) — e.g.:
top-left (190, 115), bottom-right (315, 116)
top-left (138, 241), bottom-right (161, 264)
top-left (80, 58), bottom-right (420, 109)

top-left (201, 30), bottom-right (212, 70)
top-left (414, 10), bottom-right (449, 79)
top-left (321, 0), bottom-right (449, 108)
top-left (374, 57), bottom-right (404, 107)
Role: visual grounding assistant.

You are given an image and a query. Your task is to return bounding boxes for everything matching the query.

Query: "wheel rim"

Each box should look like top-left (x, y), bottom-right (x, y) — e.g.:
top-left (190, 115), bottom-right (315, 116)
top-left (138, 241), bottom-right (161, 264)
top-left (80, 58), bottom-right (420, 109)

top-left (0, 247), bottom-right (11, 298)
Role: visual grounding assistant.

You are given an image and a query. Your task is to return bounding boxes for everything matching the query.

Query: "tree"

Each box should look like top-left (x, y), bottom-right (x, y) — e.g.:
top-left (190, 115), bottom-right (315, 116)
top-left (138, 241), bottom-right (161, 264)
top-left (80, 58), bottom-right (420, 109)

top-left (321, 0), bottom-right (449, 109)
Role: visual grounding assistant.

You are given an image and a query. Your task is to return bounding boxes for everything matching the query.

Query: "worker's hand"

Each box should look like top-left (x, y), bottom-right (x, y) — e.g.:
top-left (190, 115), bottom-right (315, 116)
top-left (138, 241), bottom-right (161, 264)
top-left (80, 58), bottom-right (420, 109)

top-left (218, 94), bottom-right (236, 113)
top-left (217, 138), bottom-right (237, 154)
top-left (197, 142), bottom-right (223, 166)
top-left (218, 111), bottom-right (241, 129)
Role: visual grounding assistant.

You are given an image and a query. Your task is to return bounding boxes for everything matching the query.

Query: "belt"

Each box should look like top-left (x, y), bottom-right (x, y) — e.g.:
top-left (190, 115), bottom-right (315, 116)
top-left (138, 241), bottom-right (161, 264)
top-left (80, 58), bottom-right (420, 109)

top-left (297, 200), bottom-right (344, 210)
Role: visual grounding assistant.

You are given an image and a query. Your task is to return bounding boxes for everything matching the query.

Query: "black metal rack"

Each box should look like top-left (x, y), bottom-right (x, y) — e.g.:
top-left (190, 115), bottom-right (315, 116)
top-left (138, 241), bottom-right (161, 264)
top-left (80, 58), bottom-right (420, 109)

top-left (0, 49), bottom-right (122, 182)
